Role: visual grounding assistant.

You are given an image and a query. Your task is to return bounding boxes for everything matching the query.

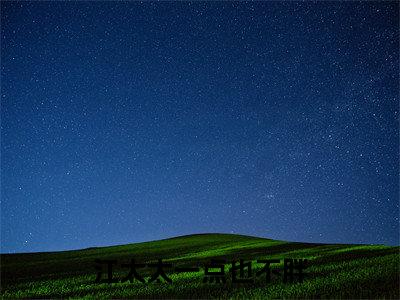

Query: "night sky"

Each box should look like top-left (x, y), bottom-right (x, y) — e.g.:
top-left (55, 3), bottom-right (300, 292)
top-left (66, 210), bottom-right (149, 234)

top-left (1, 1), bottom-right (399, 253)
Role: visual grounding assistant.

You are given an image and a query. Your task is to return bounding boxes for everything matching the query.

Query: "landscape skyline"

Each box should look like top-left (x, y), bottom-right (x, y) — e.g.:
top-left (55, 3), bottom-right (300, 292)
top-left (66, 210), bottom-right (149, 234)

top-left (1, 1), bottom-right (399, 253)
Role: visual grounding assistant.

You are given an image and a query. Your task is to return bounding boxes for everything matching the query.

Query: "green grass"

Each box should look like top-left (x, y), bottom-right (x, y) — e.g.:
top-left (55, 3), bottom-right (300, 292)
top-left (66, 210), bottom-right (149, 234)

top-left (1, 233), bottom-right (399, 299)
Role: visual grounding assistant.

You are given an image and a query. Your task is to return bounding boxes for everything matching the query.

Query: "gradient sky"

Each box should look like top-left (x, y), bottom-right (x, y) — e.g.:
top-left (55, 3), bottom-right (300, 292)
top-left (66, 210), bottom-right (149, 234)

top-left (1, 1), bottom-right (399, 253)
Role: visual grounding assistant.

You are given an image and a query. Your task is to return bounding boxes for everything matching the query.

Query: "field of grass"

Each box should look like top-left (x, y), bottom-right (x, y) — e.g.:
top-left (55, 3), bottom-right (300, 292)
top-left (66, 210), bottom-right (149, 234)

top-left (1, 233), bottom-right (399, 299)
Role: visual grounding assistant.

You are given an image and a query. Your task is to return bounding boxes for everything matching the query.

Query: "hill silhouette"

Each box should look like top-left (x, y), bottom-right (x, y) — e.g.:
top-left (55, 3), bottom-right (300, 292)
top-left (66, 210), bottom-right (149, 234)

top-left (1, 233), bottom-right (399, 298)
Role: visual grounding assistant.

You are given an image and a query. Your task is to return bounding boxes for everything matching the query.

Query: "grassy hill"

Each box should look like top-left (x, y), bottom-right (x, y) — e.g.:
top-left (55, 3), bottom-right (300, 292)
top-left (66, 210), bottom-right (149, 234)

top-left (1, 233), bottom-right (399, 299)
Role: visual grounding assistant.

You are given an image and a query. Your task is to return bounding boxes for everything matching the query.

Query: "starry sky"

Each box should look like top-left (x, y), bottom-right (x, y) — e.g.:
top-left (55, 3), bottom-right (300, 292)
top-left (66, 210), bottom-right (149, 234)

top-left (1, 1), bottom-right (399, 253)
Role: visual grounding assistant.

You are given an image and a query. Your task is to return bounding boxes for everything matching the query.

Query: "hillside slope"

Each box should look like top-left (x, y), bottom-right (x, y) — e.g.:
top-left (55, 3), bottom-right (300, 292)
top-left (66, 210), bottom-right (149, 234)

top-left (1, 233), bottom-right (399, 299)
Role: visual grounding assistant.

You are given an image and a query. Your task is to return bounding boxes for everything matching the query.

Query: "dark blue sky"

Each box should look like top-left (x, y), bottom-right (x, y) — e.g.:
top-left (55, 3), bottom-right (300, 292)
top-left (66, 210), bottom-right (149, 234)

top-left (1, 1), bottom-right (398, 253)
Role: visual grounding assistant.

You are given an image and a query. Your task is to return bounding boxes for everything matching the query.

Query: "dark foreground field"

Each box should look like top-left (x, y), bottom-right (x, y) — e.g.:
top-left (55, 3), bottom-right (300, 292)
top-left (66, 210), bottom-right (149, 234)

top-left (1, 233), bottom-right (399, 299)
